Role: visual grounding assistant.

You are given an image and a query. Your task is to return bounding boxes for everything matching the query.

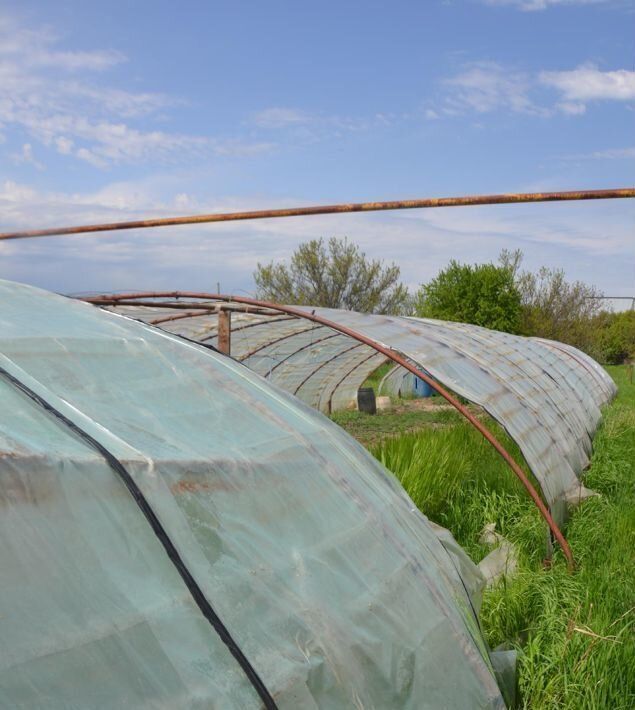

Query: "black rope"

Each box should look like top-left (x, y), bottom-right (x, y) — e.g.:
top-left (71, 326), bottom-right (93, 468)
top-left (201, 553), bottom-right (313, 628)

top-left (0, 365), bottom-right (278, 709)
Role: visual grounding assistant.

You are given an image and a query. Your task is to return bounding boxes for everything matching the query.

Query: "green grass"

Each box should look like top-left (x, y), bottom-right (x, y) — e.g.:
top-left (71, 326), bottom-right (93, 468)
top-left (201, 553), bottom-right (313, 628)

top-left (330, 405), bottom-right (463, 447)
top-left (333, 365), bottom-right (635, 708)
top-left (370, 418), bottom-right (546, 565)
top-left (361, 361), bottom-right (393, 391)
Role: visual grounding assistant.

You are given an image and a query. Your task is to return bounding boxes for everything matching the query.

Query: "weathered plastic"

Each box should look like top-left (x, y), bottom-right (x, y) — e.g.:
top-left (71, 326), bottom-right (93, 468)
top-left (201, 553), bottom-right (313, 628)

top-left (114, 303), bottom-right (615, 523)
top-left (0, 280), bottom-right (507, 709)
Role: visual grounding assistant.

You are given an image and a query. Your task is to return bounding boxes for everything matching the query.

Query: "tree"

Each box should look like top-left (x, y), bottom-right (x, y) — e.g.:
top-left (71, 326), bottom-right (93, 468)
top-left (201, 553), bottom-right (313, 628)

top-left (499, 249), bottom-right (604, 346)
top-left (587, 310), bottom-right (635, 365)
top-left (253, 237), bottom-right (410, 314)
top-left (414, 259), bottom-right (522, 333)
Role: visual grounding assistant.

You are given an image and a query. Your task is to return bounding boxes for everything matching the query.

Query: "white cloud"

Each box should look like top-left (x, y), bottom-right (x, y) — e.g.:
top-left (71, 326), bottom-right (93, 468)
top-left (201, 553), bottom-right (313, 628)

top-left (435, 61), bottom-right (634, 118)
top-left (0, 179), bottom-right (38, 203)
top-left (251, 106), bottom-right (379, 142)
top-left (11, 142), bottom-right (45, 170)
top-left (591, 146), bottom-right (635, 159)
top-left (60, 82), bottom-right (179, 118)
top-left (441, 61), bottom-right (545, 115)
top-left (32, 48), bottom-right (125, 72)
top-left (483, 0), bottom-right (610, 11)
top-left (565, 145), bottom-right (635, 160)
top-left (540, 64), bottom-right (635, 102)
top-left (54, 136), bottom-right (74, 154)
top-left (252, 107), bottom-right (313, 128)
top-left (557, 101), bottom-right (587, 115)
top-left (0, 15), bottom-right (125, 71)
top-left (0, 12), bottom-right (270, 169)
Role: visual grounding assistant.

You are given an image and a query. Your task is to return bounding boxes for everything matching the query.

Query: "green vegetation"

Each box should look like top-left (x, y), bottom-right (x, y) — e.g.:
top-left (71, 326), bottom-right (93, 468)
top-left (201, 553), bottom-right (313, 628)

top-left (587, 310), bottom-right (635, 365)
top-left (369, 414), bottom-right (541, 561)
top-left (255, 240), bottom-right (635, 364)
top-left (417, 248), bottom-right (635, 364)
top-left (254, 237), bottom-right (410, 314)
top-left (333, 366), bottom-right (635, 708)
top-left (415, 259), bottom-right (523, 333)
top-left (331, 403), bottom-right (463, 447)
top-left (361, 361), bottom-right (393, 392)
top-left (500, 248), bottom-right (603, 348)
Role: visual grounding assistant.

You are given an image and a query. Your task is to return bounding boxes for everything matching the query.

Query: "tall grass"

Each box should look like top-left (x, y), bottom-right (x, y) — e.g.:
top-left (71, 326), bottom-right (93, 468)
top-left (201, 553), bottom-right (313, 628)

top-left (363, 366), bottom-right (635, 708)
top-left (371, 419), bottom-right (545, 564)
top-left (483, 367), bottom-right (635, 708)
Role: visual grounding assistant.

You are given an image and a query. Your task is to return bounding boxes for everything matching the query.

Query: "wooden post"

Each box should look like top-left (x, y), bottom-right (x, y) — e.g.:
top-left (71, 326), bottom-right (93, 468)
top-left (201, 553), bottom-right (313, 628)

top-left (218, 309), bottom-right (231, 355)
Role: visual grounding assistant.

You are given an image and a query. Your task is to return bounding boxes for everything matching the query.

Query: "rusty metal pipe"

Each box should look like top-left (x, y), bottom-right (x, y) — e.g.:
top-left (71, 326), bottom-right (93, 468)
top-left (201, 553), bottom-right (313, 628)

top-left (3, 188), bottom-right (633, 241)
top-left (150, 310), bottom-right (211, 325)
top-left (83, 291), bottom-right (575, 570)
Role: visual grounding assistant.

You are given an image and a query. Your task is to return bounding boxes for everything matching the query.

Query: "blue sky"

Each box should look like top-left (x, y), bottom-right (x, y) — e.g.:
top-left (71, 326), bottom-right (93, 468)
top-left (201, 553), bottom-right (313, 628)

top-left (0, 0), bottom-right (633, 302)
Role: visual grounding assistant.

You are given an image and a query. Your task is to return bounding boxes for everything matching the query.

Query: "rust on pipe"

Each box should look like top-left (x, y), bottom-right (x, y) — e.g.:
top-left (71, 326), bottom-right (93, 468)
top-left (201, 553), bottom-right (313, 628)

top-left (150, 310), bottom-right (210, 325)
top-left (201, 316), bottom-right (298, 341)
top-left (3, 188), bottom-right (634, 241)
top-left (83, 291), bottom-right (575, 570)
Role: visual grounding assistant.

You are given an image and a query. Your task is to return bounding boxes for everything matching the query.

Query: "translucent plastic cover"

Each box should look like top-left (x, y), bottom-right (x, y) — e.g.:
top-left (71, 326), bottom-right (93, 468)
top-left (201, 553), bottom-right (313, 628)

top-left (112, 302), bottom-right (614, 522)
top-left (0, 280), bottom-right (506, 708)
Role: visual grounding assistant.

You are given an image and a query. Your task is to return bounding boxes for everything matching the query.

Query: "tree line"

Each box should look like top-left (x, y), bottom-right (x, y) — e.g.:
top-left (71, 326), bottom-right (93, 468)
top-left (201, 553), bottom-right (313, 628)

top-left (254, 237), bottom-right (635, 365)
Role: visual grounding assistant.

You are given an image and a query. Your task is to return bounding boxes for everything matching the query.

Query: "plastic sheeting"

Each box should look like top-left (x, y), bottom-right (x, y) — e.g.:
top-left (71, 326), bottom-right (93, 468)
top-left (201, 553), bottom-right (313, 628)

top-left (379, 368), bottom-right (433, 399)
top-left (0, 280), bottom-right (508, 709)
top-left (106, 302), bottom-right (615, 523)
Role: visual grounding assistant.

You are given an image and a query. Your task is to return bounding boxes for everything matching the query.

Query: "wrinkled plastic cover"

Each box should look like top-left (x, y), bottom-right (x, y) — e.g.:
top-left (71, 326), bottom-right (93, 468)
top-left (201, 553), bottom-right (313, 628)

top-left (115, 304), bottom-right (614, 522)
top-left (0, 280), bottom-right (506, 709)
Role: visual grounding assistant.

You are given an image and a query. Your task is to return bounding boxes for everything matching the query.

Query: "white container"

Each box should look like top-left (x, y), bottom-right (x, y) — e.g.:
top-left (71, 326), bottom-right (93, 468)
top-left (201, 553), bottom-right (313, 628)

top-left (376, 396), bottom-right (392, 412)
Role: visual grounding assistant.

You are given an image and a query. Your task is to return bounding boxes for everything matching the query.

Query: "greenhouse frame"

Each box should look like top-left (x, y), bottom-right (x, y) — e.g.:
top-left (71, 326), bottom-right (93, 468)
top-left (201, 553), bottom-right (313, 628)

top-left (92, 292), bottom-right (615, 530)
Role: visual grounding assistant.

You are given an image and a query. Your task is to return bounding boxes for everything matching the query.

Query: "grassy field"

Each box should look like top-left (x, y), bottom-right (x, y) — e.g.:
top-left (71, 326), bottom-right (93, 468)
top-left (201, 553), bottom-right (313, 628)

top-left (332, 366), bottom-right (635, 708)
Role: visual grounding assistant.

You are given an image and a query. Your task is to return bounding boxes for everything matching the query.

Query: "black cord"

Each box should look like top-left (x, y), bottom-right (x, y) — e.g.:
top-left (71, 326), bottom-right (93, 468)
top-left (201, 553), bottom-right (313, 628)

top-left (0, 366), bottom-right (278, 710)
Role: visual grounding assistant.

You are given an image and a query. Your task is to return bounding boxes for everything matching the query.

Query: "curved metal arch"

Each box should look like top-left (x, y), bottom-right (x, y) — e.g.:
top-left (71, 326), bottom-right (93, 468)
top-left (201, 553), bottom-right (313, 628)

top-left (295, 342), bottom-right (367, 398)
top-left (83, 291), bottom-right (574, 570)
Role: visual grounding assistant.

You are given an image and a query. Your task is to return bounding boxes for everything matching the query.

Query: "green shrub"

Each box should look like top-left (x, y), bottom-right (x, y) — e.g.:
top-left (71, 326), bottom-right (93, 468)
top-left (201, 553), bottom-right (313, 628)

top-left (588, 310), bottom-right (635, 365)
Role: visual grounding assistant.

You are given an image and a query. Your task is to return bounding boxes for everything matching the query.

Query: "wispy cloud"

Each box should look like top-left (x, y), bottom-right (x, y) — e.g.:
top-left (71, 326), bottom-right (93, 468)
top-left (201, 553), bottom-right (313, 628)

top-left (0, 13), bottom-right (271, 169)
top-left (539, 64), bottom-right (635, 113)
top-left (441, 61), bottom-right (542, 115)
top-left (251, 105), bottom-right (387, 144)
top-left (483, 0), bottom-right (611, 11)
top-left (10, 143), bottom-right (45, 170)
top-left (0, 14), bottom-right (125, 71)
top-left (563, 145), bottom-right (635, 160)
top-left (433, 61), bottom-right (635, 118)
top-left (252, 107), bottom-right (314, 128)
top-left (589, 146), bottom-right (635, 159)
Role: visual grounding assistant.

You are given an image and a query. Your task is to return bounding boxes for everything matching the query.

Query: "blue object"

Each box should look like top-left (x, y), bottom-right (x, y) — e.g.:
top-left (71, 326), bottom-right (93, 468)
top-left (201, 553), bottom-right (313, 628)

top-left (413, 375), bottom-right (434, 397)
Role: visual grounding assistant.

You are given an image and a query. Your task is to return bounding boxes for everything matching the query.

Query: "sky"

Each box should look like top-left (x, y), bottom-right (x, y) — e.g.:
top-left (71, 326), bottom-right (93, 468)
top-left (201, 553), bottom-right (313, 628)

top-left (0, 0), bottom-right (633, 303)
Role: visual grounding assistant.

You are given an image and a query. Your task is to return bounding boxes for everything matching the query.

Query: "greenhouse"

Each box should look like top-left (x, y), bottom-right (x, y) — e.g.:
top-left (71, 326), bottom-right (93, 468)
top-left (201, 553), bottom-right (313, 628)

top-left (0, 280), bottom-right (513, 708)
top-left (93, 293), bottom-right (615, 526)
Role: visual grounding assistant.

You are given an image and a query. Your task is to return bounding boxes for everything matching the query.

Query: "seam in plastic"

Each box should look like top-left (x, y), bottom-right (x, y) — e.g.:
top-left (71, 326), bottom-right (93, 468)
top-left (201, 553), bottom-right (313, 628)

top-left (0, 365), bottom-right (278, 710)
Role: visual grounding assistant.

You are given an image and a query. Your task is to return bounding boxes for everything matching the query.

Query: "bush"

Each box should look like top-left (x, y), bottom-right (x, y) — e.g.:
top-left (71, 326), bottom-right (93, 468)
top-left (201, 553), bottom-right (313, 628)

top-left (415, 260), bottom-right (522, 333)
top-left (588, 310), bottom-right (635, 365)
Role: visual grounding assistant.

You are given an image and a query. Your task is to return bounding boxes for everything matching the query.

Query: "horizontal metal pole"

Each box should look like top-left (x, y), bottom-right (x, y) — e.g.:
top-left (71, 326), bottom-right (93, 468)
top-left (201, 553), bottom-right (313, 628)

top-left (2, 188), bottom-right (633, 241)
